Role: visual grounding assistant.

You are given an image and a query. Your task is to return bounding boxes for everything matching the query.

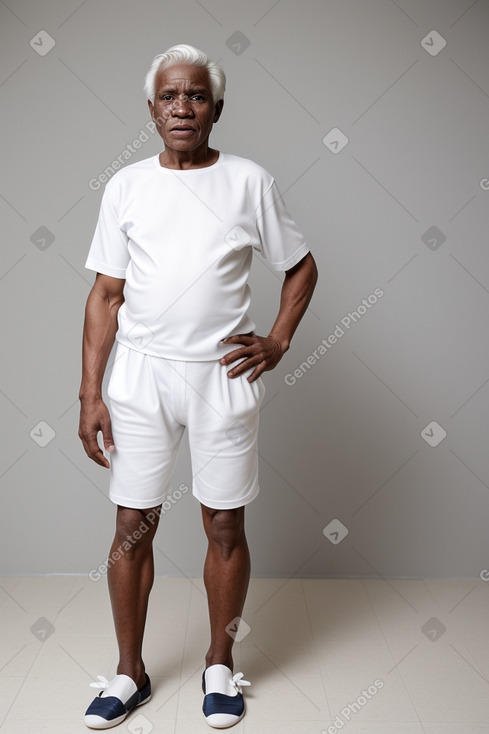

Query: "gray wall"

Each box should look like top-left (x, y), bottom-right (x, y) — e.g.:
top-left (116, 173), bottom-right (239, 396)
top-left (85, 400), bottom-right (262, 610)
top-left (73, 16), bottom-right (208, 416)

top-left (1, 0), bottom-right (488, 578)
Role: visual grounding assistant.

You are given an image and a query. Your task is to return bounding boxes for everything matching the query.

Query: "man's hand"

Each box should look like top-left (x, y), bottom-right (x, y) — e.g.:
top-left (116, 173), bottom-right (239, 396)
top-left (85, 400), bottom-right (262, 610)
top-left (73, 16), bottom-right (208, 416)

top-left (78, 397), bottom-right (115, 469)
top-left (219, 333), bottom-right (287, 382)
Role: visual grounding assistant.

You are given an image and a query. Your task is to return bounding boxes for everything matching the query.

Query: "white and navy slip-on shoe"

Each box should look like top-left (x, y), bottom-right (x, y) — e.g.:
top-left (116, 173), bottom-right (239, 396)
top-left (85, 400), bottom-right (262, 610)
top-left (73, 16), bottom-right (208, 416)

top-left (202, 664), bottom-right (251, 728)
top-left (84, 673), bottom-right (151, 729)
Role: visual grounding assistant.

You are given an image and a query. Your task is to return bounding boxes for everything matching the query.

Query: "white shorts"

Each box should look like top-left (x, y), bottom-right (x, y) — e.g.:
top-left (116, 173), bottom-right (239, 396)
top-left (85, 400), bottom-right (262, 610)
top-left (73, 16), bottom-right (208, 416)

top-left (106, 341), bottom-right (266, 510)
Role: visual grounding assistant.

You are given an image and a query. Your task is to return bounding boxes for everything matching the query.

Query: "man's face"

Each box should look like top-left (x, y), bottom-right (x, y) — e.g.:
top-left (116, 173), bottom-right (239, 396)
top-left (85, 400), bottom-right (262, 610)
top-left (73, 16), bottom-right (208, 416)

top-left (148, 63), bottom-right (223, 152)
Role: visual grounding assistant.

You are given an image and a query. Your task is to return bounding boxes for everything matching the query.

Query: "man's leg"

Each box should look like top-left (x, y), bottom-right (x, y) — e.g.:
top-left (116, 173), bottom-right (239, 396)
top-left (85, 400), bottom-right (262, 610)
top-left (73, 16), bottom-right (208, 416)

top-left (106, 504), bottom-right (162, 689)
top-left (201, 504), bottom-right (250, 671)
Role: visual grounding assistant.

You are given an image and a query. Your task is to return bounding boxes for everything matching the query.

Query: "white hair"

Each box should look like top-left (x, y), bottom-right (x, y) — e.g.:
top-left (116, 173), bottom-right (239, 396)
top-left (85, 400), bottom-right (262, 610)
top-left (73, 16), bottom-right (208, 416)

top-left (143, 44), bottom-right (226, 105)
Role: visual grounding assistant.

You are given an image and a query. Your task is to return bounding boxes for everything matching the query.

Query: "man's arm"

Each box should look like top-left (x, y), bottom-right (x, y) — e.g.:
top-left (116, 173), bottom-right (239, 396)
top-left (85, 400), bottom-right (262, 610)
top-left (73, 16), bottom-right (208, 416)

top-left (220, 252), bottom-right (318, 382)
top-left (267, 251), bottom-right (318, 353)
top-left (78, 273), bottom-right (125, 468)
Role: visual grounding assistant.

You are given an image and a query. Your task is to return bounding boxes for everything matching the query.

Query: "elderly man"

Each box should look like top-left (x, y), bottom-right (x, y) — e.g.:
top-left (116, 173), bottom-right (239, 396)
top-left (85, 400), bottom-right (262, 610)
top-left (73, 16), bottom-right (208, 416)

top-left (79, 44), bottom-right (318, 729)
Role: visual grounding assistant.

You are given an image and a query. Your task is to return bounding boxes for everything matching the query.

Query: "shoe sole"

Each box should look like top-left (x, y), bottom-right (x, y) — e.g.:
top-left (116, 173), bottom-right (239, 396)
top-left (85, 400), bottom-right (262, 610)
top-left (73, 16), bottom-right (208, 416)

top-left (202, 706), bottom-right (245, 729)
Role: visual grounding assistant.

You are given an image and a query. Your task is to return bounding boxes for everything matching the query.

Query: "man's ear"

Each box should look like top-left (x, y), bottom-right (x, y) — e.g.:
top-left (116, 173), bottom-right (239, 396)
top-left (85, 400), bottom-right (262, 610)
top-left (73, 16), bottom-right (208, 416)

top-left (148, 99), bottom-right (154, 120)
top-left (214, 99), bottom-right (224, 123)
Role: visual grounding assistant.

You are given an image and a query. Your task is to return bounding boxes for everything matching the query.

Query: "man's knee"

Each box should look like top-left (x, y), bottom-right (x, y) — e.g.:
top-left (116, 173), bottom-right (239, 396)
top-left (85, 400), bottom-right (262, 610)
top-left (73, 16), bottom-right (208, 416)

top-left (114, 504), bottom-right (162, 546)
top-left (203, 506), bottom-right (245, 557)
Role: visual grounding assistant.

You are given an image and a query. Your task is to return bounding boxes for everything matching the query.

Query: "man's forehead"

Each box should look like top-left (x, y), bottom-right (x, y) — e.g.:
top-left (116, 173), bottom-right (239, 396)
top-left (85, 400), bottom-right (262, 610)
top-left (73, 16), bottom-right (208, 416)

top-left (159, 77), bottom-right (207, 87)
top-left (156, 65), bottom-right (211, 90)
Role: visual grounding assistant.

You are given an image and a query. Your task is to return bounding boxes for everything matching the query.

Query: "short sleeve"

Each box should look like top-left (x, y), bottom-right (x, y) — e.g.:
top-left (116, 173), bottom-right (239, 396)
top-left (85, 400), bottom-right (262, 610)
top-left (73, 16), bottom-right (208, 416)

top-left (85, 181), bottom-right (129, 279)
top-left (253, 179), bottom-right (310, 271)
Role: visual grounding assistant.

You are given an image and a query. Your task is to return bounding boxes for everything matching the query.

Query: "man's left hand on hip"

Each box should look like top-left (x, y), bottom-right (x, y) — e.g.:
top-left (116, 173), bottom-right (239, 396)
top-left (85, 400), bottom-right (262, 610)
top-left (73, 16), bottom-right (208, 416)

top-left (219, 333), bottom-right (286, 382)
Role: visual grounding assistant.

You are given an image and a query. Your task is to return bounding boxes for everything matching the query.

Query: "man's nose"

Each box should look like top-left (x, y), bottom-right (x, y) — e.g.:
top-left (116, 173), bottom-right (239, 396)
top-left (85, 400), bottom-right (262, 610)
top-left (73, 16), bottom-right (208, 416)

top-left (172, 95), bottom-right (192, 115)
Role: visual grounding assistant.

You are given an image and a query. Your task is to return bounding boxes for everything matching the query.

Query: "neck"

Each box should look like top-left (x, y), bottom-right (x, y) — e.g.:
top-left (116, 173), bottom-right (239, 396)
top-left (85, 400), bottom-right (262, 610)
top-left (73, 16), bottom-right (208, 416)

top-left (159, 144), bottom-right (218, 170)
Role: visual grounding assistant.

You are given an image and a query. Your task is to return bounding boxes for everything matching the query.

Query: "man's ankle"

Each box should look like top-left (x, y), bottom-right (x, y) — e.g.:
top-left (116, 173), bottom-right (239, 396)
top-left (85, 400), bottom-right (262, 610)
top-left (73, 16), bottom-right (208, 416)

top-left (205, 655), bottom-right (233, 671)
top-left (116, 664), bottom-right (146, 689)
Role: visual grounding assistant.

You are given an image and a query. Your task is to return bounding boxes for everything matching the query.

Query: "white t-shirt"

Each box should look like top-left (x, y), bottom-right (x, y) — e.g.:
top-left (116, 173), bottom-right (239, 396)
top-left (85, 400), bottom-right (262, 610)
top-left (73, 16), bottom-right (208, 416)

top-left (85, 151), bottom-right (310, 361)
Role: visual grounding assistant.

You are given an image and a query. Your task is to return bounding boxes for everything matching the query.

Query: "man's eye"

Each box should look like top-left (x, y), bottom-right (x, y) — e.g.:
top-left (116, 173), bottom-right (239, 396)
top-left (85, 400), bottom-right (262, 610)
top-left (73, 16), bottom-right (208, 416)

top-left (159, 94), bottom-right (204, 101)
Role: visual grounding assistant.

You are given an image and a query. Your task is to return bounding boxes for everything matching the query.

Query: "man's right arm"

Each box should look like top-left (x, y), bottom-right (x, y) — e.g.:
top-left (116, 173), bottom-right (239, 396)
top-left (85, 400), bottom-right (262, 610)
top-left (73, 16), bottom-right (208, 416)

top-left (78, 272), bottom-right (125, 468)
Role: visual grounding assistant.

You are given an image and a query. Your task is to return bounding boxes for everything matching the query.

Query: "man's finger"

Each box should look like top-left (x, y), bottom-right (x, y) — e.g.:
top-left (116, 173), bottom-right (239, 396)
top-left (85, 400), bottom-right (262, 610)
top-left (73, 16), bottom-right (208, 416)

top-left (246, 365), bottom-right (265, 383)
top-left (92, 448), bottom-right (110, 468)
top-left (83, 429), bottom-right (111, 468)
top-left (100, 417), bottom-right (115, 452)
top-left (220, 345), bottom-right (250, 364)
top-left (226, 355), bottom-right (264, 378)
top-left (222, 334), bottom-right (255, 344)
top-left (81, 436), bottom-right (108, 468)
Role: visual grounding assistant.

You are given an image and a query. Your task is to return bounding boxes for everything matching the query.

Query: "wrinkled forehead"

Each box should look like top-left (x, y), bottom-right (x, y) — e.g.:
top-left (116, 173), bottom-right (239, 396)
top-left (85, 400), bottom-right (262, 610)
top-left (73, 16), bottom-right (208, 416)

top-left (155, 64), bottom-right (212, 94)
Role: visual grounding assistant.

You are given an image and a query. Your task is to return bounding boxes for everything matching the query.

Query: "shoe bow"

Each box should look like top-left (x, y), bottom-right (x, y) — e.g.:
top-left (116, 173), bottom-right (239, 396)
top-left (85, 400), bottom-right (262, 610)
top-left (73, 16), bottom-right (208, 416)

top-left (232, 672), bottom-right (251, 694)
top-left (89, 675), bottom-right (111, 690)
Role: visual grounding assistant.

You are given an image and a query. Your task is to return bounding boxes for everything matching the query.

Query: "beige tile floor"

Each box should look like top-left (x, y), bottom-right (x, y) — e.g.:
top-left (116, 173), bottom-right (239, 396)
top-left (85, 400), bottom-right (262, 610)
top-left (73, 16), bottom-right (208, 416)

top-left (0, 576), bottom-right (488, 733)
